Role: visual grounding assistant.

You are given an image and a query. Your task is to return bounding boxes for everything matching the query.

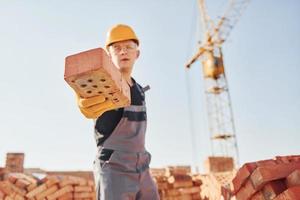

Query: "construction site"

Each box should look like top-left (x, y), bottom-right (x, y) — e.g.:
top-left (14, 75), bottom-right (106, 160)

top-left (0, 0), bottom-right (299, 200)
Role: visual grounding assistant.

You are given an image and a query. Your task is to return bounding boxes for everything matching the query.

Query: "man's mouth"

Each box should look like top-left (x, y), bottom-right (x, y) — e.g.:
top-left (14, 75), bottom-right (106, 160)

top-left (121, 58), bottom-right (130, 62)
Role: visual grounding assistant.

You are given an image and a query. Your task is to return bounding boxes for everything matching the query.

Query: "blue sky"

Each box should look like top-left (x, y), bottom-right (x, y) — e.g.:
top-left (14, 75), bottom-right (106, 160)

top-left (0, 0), bottom-right (299, 172)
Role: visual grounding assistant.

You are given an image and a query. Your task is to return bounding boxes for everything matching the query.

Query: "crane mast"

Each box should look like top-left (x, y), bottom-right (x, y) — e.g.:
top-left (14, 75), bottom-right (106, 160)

top-left (186, 0), bottom-right (251, 167)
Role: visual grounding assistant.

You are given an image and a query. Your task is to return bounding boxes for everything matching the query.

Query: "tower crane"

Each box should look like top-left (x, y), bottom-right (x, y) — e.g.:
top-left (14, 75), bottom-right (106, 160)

top-left (186, 0), bottom-right (251, 167)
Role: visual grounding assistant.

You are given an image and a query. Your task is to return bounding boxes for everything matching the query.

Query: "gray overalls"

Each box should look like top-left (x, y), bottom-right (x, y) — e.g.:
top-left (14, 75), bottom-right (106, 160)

top-left (93, 83), bottom-right (159, 200)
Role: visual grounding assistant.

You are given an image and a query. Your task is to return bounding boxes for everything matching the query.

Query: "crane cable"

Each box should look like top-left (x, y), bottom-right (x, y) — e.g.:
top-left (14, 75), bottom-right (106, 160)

top-left (184, 0), bottom-right (201, 173)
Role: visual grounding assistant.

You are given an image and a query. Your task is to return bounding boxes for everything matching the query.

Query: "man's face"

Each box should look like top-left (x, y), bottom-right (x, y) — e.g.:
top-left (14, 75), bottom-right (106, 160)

top-left (108, 40), bottom-right (140, 73)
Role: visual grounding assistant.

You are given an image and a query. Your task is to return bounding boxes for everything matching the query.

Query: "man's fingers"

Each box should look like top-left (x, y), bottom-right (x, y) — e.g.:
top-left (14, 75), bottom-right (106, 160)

top-left (83, 100), bottom-right (114, 113)
top-left (79, 107), bottom-right (97, 119)
top-left (77, 93), bottom-right (117, 119)
top-left (78, 95), bottom-right (106, 108)
top-left (93, 110), bottom-right (106, 119)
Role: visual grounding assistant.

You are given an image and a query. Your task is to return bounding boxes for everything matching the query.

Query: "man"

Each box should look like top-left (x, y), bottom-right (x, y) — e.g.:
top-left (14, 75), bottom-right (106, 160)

top-left (76, 24), bottom-right (160, 200)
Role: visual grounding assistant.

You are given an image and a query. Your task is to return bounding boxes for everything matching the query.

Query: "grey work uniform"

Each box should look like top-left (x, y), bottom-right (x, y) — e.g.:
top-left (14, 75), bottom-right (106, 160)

top-left (93, 78), bottom-right (159, 200)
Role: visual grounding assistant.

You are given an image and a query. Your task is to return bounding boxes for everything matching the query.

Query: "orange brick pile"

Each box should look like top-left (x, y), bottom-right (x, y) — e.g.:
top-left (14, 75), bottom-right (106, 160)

top-left (199, 170), bottom-right (236, 200)
top-left (232, 155), bottom-right (300, 200)
top-left (5, 153), bottom-right (24, 173)
top-left (0, 173), bottom-right (95, 200)
top-left (151, 166), bottom-right (202, 200)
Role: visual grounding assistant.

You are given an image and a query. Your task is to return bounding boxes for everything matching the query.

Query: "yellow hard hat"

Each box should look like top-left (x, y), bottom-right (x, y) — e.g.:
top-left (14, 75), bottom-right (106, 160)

top-left (105, 24), bottom-right (139, 49)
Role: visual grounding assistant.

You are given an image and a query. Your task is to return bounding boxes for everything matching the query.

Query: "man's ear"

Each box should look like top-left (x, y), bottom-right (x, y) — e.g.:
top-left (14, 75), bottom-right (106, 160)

top-left (136, 50), bottom-right (140, 59)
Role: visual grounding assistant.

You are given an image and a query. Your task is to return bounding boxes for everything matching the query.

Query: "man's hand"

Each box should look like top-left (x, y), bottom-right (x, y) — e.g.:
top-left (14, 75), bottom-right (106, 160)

top-left (77, 94), bottom-right (116, 119)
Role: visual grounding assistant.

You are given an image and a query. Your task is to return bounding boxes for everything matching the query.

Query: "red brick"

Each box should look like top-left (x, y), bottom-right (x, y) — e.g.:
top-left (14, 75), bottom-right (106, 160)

top-left (177, 186), bottom-right (200, 195)
top-left (26, 183), bottom-right (47, 198)
top-left (167, 174), bottom-right (193, 188)
top-left (232, 162), bottom-right (257, 193)
top-left (0, 190), bottom-right (5, 199)
top-left (47, 185), bottom-right (73, 200)
top-left (261, 179), bottom-right (287, 200)
top-left (17, 179), bottom-right (32, 189)
top-left (275, 156), bottom-right (290, 164)
top-left (165, 166), bottom-right (191, 176)
top-left (273, 186), bottom-right (300, 200)
top-left (250, 162), bottom-right (300, 190)
top-left (256, 159), bottom-right (277, 166)
top-left (250, 191), bottom-right (265, 200)
top-left (286, 169), bottom-right (300, 188)
top-left (191, 192), bottom-right (201, 200)
top-left (221, 186), bottom-right (232, 200)
top-left (233, 159), bottom-right (276, 193)
top-left (167, 174), bottom-right (192, 184)
top-left (275, 155), bottom-right (300, 164)
top-left (5, 153), bottom-right (24, 173)
top-left (65, 48), bottom-right (110, 78)
top-left (64, 48), bottom-right (130, 107)
top-left (235, 179), bottom-right (257, 200)
top-left (204, 156), bottom-right (234, 173)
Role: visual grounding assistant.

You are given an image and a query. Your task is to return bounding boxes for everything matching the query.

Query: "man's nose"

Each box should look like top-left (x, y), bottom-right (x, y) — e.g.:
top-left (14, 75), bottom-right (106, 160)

top-left (119, 47), bottom-right (128, 54)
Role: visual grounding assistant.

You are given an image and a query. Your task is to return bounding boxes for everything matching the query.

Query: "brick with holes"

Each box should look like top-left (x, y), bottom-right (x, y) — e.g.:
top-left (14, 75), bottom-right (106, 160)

top-left (64, 48), bottom-right (131, 108)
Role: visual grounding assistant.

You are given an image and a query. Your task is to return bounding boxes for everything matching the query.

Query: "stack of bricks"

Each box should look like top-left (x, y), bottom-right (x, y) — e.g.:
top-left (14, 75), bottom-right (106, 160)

top-left (0, 173), bottom-right (95, 200)
top-left (232, 155), bottom-right (300, 200)
top-left (204, 157), bottom-right (234, 174)
top-left (197, 156), bottom-right (236, 200)
top-left (5, 153), bottom-right (24, 173)
top-left (199, 170), bottom-right (236, 200)
top-left (151, 166), bottom-right (202, 200)
top-left (0, 168), bottom-right (8, 181)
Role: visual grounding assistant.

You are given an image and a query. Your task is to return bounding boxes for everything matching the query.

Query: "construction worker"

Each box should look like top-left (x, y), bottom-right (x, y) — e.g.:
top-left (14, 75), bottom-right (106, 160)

top-left (76, 24), bottom-right (160, 200)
